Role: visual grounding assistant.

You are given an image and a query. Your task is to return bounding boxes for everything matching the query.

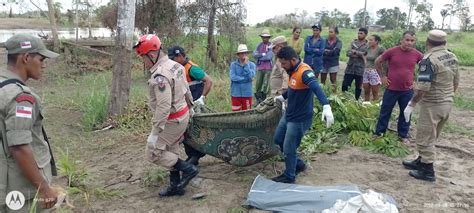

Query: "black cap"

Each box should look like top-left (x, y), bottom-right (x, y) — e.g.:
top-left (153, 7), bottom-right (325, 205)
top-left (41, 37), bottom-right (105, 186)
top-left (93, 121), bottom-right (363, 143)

top-left (311, 23), bottom-right (322, 30)
top-left (167, 46), bottom-right (185, 58)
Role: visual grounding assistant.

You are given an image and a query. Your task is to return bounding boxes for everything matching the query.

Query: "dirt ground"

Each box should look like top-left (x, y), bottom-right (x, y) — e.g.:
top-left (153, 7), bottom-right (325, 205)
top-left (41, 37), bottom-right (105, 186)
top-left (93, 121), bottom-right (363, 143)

top-left (1, 50), bottom-right (473, 212)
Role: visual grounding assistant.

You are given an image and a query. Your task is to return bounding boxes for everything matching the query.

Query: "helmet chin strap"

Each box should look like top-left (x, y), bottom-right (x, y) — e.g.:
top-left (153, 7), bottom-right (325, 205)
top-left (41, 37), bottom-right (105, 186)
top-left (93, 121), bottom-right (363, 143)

top-left (146, 49), bottom-right (161, 66)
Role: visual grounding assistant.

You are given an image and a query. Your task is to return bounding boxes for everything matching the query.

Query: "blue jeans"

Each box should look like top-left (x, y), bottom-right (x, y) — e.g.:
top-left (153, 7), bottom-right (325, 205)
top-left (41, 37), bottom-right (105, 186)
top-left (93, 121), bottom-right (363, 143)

top-left (274, 114), bottom-right (312, 180)
top-left (375, 89), bottom-right (414, 138)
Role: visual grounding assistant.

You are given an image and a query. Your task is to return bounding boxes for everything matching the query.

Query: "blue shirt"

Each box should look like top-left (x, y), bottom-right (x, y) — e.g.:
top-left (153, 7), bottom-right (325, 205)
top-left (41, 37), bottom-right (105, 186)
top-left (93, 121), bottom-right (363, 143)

top-left (283, 61), bottom-right (329, 122)
top-left (230, 60), bottom-right (256, 97)
top-left (304, 36), bottom-right (326, 72)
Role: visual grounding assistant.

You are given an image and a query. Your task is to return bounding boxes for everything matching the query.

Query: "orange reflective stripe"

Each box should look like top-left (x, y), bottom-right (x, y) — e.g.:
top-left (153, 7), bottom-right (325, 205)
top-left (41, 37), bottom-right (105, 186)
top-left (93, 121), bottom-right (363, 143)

top-left (288, 63), bottom-right (312, 90)
top-left (184, 60), bottom-right (199, 83)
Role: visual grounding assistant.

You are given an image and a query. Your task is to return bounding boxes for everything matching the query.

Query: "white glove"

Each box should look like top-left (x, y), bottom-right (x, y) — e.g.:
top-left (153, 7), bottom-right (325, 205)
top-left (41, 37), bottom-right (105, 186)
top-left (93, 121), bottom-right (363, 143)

top-left (274, 95), bottom-right (285, 103)
top-left (322, 104), bottom-right (334, 128)
top-left (262, 53), bottom-right (266, 57)
top-left (195, 96), bottom-right (205, 105)
top-left (404, 101), bottom-right (414, 122)
top-left (147, 134), bottom-right (158, 148)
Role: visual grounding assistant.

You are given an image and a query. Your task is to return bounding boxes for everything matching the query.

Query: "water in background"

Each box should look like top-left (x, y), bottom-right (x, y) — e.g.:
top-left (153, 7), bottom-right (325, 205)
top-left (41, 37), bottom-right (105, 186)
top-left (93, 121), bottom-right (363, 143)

top-left (0, 28), bottom-right (113, 42)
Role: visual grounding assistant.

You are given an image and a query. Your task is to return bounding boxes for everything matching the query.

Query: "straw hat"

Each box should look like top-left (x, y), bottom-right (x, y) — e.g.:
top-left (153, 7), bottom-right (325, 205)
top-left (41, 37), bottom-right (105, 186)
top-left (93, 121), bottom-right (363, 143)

top-left (260, 29), bottom-right (271, 37)
top-left (236, 44), bottom-right (249, 53)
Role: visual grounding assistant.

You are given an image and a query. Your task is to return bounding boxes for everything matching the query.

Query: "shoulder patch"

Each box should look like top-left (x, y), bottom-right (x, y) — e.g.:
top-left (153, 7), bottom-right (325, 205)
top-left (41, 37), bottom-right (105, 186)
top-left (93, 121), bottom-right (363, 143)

top-left (154, 75), bottom-right (167, 91)
top-left (15, 94), bottom-right (36, 104)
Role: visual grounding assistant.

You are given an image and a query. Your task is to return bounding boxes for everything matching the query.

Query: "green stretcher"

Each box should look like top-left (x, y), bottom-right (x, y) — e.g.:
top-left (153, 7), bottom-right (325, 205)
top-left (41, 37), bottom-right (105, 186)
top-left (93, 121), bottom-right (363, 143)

top-left (185, 98), bottom-right (282, 167)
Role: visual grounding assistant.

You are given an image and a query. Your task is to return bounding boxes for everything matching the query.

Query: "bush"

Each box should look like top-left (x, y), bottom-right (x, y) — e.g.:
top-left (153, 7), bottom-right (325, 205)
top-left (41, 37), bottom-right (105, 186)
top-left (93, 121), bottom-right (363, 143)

top-left (451, 48), bottom-right (474, 66)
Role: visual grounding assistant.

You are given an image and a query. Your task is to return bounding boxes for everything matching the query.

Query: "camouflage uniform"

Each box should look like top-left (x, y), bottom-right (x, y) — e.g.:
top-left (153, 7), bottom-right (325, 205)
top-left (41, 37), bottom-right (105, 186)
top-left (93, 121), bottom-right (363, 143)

top-left (145, 52), bottom-right (193, 170)
top-left (415, 46), bottom-right (459, 164)
top-left (270, 59), bottom-right (289, 96)
top-left (1, 34), bottom-right (58, 212)
top-left (1, 71), bottom-right (53, 213)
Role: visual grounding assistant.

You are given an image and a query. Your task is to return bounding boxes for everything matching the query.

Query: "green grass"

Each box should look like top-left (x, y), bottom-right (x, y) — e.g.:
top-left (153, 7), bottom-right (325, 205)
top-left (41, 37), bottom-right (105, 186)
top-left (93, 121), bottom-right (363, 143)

top-left (454, 95), bottom-right (474, 111)
top-left (444, 122), bottom-right (474, 138)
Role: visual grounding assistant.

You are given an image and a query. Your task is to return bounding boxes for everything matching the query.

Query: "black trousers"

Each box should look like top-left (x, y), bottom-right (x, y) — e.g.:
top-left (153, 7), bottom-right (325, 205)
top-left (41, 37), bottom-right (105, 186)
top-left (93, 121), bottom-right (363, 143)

top-left (184, 140), bottom-right (205, 159)
top-left (342, 73), bottom-right (363, 100)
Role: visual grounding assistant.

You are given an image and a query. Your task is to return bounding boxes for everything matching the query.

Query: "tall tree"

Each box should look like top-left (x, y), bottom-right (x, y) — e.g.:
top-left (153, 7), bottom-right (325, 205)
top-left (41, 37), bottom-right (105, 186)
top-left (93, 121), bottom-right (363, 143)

top-left (376, 7), bottom-right (407, 29)
top-left (207, 0), bottom-right (218, 65)
top-left (415, 0), bottom-right (434, 31)
top-left (107, 0), bottom-right (136, 117)
top-left (440, 9), bottom-right (449, 29)
top-left (406, 0), bottom-right (418, 29)
top-left (353, 8), bottom-right (371, 28)
top-left (46, 0), bottom-right (59, 52)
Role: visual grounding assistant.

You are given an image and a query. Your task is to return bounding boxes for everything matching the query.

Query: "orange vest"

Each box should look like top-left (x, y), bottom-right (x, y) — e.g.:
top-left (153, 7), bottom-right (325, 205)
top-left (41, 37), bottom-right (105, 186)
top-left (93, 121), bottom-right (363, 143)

top-left (288, 63), bottom-right (312, 90)
top-left (183, 60), bottom-right (199, 83)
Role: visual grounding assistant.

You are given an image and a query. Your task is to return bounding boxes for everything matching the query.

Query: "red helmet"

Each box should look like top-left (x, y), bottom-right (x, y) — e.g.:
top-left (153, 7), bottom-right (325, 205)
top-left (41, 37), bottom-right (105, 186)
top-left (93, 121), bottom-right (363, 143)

top-left (134, 34), bottom-right (161, 56)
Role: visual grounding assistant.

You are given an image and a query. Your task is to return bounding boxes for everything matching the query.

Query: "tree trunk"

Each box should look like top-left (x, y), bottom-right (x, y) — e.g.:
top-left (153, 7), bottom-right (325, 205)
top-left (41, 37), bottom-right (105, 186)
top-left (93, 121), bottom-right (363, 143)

top-left (75, 0), bottom-right (79, 42)
top-left (46, 0), bottom-right (60, 52)
top-left (107, 0), bottom-right (136, 117)
top-left (441, 17), bottom-right (446, 29)
top-left (207, 0), bottom-right (218, 67)
top-left (86, 0), bottom-right (92, 38)
top-left (407, 6), bottom-right (412, 29)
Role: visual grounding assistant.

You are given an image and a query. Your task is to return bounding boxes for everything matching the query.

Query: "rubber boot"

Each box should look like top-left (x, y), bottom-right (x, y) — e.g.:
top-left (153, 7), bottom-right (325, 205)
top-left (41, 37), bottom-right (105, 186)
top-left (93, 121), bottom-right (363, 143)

top-left (186, 156), bottom-right (200, 166)
top-left (174, 159), bottom-right (199, 190)
top-left (402, 156), bottom-right (422, 170)
top-left (409, 162), bottom-right (436, 182)
top-left (159, 171), bottom-right (185, 197)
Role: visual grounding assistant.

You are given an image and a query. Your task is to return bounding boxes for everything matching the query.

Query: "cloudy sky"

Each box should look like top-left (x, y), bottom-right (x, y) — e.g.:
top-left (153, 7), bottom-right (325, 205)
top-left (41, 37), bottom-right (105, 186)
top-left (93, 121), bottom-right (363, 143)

top-left (2, 0), bottom-right (473, 29)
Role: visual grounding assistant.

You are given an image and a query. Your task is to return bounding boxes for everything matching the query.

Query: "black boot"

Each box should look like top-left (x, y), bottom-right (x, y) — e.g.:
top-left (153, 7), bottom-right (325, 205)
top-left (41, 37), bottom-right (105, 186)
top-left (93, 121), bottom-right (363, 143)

top-left (174, 159), bottom-right (199, 190)
top-left (186, 156), bottom-right (200, 166)
top-left (402, 156), bottom-right (422, 170)
top-left (159, 171), bottom-right (185, 197)
top-left (271, 174), bottom-right (295, 184)
top-left (409, 162), bottom-right (436, 182)
top-left (296, 163), bottom-right (306, 175)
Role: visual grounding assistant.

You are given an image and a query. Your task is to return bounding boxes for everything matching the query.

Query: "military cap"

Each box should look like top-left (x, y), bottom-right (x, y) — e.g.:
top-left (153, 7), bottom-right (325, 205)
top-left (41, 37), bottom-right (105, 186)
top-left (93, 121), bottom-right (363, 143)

top-left (428, 30), bottom-right (447, 42)
top-left (5, 34), bottom-right (59, 58)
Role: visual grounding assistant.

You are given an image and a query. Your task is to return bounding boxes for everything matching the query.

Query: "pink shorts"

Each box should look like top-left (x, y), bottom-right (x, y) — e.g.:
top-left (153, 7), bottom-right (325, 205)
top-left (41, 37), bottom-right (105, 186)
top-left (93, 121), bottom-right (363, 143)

top-left (363, 68), bottom-right (381, 86)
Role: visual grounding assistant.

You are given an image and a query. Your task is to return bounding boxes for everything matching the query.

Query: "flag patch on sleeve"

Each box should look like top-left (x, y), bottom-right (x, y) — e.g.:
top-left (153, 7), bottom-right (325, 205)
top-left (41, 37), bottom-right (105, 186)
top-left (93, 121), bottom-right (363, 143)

top-left (16, 105), bottom-right (33, 118)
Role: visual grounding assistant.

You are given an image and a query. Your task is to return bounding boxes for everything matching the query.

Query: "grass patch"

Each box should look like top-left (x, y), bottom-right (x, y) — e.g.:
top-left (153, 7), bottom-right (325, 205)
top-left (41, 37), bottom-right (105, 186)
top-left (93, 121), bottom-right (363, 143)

top-left (227, 207), bottom-right (248, 213)
top-left (444, 122), bottom-right (473, 138)
top-left (142, 168), bottom-right (169, 187)
top-left (454, 95), bottom-right (474, 111)
top-left (57, 148), bottom-right (126, 206)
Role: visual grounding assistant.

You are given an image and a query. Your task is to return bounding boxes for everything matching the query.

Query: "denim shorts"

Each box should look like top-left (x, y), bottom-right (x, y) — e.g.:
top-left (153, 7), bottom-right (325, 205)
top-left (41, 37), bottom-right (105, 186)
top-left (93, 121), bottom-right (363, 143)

top-left (321, 65), bottom-right (339, 74)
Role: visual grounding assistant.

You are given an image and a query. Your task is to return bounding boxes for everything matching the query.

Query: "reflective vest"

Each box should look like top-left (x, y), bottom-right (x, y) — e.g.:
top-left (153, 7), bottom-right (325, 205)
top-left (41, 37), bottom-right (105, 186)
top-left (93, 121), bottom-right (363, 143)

top-left (288, 63), bottom-right (312, 90)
